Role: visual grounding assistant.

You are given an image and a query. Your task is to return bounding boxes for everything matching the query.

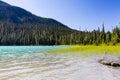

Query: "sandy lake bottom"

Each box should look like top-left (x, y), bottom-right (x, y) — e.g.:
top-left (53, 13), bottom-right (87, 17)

top-left (0, 46), bottom-right (120, 80)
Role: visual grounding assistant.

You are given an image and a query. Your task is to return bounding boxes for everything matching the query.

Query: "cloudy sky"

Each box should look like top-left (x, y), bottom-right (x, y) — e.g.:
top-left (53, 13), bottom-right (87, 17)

top-left (2, 0), bottom-right (120, 31)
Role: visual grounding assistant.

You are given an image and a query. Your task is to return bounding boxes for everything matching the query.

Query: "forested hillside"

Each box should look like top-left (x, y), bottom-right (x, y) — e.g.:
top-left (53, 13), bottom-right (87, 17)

top-left (0, 22), bottom-right (120, 45)
top-left (0, 1), bottom-right (119, 45)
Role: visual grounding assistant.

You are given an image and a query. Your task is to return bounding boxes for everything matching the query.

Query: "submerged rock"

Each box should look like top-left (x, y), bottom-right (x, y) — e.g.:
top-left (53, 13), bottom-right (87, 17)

top-left (98, 55), bottom-right (120, 67)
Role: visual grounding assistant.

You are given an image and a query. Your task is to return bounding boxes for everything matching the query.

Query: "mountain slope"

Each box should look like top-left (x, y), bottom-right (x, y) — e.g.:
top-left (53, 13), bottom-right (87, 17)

top-left (0, 1), bottom-right (70, 28)
top-left (0, 1), bottom-right (77, 45)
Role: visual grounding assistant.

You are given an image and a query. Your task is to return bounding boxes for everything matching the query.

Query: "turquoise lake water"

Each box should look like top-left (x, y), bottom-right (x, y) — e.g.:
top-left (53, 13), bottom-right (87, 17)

top-left (0, 46), bottom-right (65, 59)
top-left (0, 46), bottom-right (120, 80)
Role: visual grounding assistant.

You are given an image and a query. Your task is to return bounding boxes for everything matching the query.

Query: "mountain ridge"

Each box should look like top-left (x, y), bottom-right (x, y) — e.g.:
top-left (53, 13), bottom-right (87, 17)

top-left (0, 0), bottom-right (10, 6)
top-left (0, 0), bottom-right (70, 29)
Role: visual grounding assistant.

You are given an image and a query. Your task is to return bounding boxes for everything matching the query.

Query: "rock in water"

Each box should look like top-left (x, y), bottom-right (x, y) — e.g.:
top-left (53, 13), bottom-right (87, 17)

top-left (98, 55), bottom-right (120, 67)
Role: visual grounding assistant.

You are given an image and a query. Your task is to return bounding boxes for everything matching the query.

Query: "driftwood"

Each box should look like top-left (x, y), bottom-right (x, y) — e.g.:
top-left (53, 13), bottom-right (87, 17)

top-left (98, 54), bottom-right (120, 67)
top-left (98, 59), bottom-right (120, 67)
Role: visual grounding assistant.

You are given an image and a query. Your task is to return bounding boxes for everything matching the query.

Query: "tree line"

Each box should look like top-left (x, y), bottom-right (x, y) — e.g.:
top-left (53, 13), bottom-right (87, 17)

top-left (0, 21), bottom-right (119, 45)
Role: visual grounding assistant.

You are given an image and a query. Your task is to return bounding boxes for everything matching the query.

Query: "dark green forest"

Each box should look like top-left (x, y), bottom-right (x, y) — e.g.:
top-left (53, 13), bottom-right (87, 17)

top-left (0, 22), bottom-right (119, 45)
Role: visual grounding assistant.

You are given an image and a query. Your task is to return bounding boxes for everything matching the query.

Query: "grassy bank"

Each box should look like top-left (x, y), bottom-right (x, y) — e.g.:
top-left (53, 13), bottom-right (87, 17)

top-left (50, 46), bottom-right (120, 55)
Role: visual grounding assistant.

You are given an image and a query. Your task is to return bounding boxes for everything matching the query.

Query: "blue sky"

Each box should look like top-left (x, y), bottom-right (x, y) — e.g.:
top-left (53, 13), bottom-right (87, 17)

top-left (3, 0), bottom-right (120, 31)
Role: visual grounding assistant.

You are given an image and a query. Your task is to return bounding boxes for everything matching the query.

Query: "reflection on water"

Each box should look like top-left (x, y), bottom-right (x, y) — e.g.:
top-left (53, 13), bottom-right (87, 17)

top-left (0, 46), bottom-right (120, 80)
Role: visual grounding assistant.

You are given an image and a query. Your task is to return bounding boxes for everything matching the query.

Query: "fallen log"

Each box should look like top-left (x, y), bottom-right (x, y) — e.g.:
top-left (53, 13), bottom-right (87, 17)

top-left (98, 59), bottom-right (120, 67)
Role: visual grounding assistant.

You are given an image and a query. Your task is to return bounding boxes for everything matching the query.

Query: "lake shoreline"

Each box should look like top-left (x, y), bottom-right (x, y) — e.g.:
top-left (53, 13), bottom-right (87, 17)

top-left (50, 46), bottom-right (120, 55)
